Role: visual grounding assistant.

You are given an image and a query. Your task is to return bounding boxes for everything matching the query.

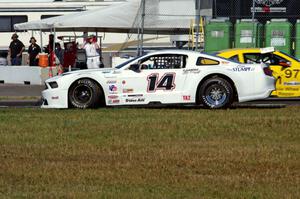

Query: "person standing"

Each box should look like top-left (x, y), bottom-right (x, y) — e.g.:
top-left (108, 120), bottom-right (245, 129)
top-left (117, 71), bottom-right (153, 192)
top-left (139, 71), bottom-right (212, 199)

top-left (55, 43), bottom-right (64, 66)
top-left (54, 43), bottom-right (65, 74)
top-left (44, 34), bottom-right (59, 67)
top-left (83, 35), bottom-right (101, 69)
top-left (27, 37), bottom-right (41, 66)
top-left (8, 33), bottom-right (25, 66)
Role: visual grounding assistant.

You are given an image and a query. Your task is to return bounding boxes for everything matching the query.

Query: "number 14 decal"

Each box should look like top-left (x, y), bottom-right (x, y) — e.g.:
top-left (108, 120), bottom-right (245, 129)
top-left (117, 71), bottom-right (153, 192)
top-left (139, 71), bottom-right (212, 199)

top-left (147, 73), bottom-right (176, 92)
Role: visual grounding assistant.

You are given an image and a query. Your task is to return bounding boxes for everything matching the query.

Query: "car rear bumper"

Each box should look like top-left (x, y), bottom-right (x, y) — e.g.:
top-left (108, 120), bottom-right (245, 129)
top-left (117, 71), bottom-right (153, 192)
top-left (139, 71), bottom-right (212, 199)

top-left (239, 76), bottom-right (275, 102)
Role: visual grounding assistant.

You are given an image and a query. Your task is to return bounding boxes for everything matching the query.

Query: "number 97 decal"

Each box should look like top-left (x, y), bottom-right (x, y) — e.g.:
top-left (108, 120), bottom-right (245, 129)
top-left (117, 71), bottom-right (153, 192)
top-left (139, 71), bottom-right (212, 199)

top-left (147, 73), bottom-right (176, 92)
top-left (285, 69), bottom-right (300, 78)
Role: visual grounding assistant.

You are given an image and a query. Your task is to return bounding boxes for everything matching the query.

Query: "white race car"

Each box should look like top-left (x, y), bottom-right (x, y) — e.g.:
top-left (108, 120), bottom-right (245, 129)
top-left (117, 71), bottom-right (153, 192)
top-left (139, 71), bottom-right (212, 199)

top-left (42, 50), bottom-right (275, 109)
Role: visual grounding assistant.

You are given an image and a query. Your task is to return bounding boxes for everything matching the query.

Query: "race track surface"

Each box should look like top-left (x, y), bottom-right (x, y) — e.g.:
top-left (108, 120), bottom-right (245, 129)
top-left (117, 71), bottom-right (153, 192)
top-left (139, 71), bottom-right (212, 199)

top-left (0, 84), bottom-right (299, 108)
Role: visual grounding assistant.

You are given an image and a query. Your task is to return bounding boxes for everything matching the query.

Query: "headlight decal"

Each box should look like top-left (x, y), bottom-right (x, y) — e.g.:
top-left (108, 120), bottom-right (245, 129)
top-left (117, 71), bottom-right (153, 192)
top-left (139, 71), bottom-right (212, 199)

top-left (49, 81), bottom-right (58, 89)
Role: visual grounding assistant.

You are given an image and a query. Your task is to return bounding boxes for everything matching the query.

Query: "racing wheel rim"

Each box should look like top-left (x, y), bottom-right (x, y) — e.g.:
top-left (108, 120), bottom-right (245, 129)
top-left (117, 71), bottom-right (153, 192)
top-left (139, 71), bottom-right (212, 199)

top-left (204, 84), bottom-right (227, 107)
top-left (72, 85), bottom-right (93, 104)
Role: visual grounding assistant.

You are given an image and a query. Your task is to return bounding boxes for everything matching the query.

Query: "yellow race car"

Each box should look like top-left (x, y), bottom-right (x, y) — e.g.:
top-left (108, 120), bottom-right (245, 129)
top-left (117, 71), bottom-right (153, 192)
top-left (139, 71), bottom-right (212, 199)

top-left (217, 47), bottom-right (300, 97)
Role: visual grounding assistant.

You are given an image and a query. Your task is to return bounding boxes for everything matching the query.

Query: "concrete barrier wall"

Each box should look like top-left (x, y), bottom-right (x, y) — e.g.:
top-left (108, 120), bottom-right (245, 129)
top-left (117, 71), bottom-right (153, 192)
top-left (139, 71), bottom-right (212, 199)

top-left (0, 66), bottom-right (57, 85)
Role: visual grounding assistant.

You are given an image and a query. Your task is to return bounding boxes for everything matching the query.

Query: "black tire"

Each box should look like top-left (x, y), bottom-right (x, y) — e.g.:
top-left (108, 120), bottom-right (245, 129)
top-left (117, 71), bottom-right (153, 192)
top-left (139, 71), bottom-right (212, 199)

top-left (68, 79), bottom-right (102, 109)
top-left (199, 77), bottom-right (234, 109)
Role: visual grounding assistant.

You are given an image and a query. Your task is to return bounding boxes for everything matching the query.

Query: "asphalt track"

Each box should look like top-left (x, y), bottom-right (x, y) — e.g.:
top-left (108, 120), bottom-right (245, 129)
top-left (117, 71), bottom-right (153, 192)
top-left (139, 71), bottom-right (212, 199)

top-left (0, 84), bottom-right (300, 108)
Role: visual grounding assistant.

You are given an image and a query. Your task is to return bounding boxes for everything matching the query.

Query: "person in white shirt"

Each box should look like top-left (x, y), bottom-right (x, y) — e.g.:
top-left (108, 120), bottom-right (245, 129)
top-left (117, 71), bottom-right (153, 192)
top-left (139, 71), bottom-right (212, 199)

top-left (83, 35), bottom-right (101, 69)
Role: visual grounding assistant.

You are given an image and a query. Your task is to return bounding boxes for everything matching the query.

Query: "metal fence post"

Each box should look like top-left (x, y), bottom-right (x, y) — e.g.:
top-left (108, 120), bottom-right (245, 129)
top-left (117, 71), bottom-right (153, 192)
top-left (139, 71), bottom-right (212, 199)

top-left (195, 0), bottom-right (201, 51)
top-left (252, 0), bottom-right (256, 47)
top-left (137, 0), bottom-right (146, 56)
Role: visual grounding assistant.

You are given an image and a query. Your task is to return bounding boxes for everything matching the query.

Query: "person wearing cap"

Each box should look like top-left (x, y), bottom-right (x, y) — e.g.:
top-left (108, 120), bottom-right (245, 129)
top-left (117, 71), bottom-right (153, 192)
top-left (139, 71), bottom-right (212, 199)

top-left (8, 33), bottom-right (25, 66)
top-left (83, 35), bottom-right (101, 69)
top-left (27, 37), bottom-right (41, 66)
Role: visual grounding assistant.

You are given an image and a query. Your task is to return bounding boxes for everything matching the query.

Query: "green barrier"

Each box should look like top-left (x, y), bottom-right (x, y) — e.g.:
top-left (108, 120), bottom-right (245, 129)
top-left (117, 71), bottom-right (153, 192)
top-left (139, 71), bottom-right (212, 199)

top-left (204, 19), bottom-right (232, 53)
top-left (295, 19), bottom-right (300, 59)
top-left (235, 19), bottom-right (263, 48)
top-left (265, 19), bottom-right (292, 55)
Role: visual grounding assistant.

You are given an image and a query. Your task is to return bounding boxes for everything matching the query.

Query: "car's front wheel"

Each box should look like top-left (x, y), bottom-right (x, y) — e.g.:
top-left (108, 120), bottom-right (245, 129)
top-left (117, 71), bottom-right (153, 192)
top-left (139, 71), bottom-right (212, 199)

top-left (68, 79), bottom-right (102, 108)
top-left (199, 77), bottom-right (234, 109)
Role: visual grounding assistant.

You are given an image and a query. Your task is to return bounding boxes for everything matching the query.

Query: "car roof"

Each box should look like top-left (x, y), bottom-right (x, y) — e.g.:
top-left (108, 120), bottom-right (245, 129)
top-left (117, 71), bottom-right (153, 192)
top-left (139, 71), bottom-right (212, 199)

top-left (148, 49), bottom-right (201, 55)
top-left (145, 49), bottom-right (238, 64)
top-left (218, 48), bottom-right (262, 53)
top-left (218, 48), bottom-right (281, 54)
top-left (147, 49), bottom-right (224, 59)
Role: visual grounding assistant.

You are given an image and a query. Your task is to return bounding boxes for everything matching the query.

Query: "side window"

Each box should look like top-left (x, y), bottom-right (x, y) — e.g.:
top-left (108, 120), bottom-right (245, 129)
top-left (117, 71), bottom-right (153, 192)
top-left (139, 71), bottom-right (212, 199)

top-left (0, 17), bottom-right (11, 32)
top-left (140, 54), bottom-right (187, 70)
top-left (196, 57), bottom-right (219, 66)
top-left (228, 55), bottom-right (240, 62)
top-left (41, 15), bottom-right (61, 20)
top-left (0, 16), bottom-right (28, 32)
top-left (261, 53), bottom-right (273, 64)
top-left (245, 53), bottom-right (288, 65)
top-left (243, 53), bottom-right (261, 64)
top-left (270, 54), bottom-right (288, 65)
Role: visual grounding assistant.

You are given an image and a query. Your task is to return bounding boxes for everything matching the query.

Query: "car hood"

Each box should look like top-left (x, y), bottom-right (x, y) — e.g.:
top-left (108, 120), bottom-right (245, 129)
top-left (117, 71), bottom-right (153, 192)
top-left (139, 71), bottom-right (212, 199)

top-left (45, 68), bottom-right (118, 83)
top-left (62, 68), bottom-right (117, 76)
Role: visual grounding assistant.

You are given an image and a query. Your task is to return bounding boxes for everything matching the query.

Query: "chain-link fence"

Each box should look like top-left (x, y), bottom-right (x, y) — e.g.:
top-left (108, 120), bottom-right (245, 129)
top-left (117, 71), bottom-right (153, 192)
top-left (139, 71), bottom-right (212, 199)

top-left (215, 0), bottom-right (299, 23)
top-left (208, 0), bottom-right (300, 57)
top-left (105, 0), bottom-right (300, 66)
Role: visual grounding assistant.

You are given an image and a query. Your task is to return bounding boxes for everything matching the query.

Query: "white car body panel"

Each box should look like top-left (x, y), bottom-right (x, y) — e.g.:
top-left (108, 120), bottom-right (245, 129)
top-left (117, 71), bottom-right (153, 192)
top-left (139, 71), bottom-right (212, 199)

top-left (41, 50), bottom-right (275, 108)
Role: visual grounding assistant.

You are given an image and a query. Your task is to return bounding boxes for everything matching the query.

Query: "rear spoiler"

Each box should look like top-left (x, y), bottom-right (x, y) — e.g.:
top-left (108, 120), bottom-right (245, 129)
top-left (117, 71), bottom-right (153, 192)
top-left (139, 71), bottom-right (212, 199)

top-left (260, 47), bottom-right (275, 54)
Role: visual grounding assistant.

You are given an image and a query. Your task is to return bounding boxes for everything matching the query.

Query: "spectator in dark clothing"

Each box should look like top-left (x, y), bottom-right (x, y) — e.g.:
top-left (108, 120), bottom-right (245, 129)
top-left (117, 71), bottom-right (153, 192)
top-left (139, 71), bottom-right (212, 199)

top-left (44, 34), bottom-right (55, 52)
top-left (55, 43), bottom-right (64, 66)
top-left (27, 37), bottom-right (41, 66)
top-left (8, 33), bottom-right (25, 65)
top-left (44, 34), bottom-right (59, 67)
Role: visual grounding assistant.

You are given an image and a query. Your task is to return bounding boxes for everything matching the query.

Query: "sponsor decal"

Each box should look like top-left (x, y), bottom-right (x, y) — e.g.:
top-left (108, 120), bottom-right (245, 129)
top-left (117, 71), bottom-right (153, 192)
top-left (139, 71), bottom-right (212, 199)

top-left (107, 80), bottom-right (117, 84)
top-left (182, 95), bottom-right (191, 101)
top-left (252, 0), bottom-right (286, 13)
top-left (125, 98), bottom-right (145, 103)
top-left (283, 81), bottom-right (300, 86)
top-left (108, 99), bottom-right (120, 104)
top-left (123, 88), bottom-right (134, 93)
top-left (232, 65), bottom-right (255, 72)
top-left (109, 85), bottom-right (118, 92)
top-left (108, 95), bottom-right (119, 99)
top-left (284, 87), bottom-right (299, 91)
top-left (51, 96), bottom-right (59, 100)
top-left (255, 0), bottom-right (283, 7)
top-left (127, 94), bottom-right (143, 97)
top-left (221, 61), bottom-right (230, 64)
top-left (183, 68), bottom-right (200, 74)
top-left (102, 70), bottom-right (113, 74)
top-left (277, 92), bottom-right (295, 96)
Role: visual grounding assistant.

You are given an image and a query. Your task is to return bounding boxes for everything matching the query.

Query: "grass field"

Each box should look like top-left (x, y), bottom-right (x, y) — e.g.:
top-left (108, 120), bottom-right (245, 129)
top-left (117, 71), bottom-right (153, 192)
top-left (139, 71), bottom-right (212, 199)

top-left (0, 107), bottom-right (299, 198)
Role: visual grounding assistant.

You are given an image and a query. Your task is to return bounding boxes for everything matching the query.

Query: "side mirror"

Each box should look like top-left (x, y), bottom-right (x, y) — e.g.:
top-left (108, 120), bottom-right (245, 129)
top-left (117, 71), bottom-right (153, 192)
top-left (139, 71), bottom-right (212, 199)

top-left (129, 64), bottom-right (140, 72)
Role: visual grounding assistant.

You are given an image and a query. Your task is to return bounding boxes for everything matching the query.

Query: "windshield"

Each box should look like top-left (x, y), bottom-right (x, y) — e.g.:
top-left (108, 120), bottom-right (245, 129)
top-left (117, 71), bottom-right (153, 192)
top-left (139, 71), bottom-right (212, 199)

top-left (279, 51), bottom-right (300, 62)
top-left (115, 56), bottom-right (142, 69)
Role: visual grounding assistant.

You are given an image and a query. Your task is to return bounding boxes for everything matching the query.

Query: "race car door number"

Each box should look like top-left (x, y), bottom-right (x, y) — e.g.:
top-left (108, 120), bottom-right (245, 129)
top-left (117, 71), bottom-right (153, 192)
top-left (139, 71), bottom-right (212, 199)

top-left (147, 73), bottom-right (176, 92)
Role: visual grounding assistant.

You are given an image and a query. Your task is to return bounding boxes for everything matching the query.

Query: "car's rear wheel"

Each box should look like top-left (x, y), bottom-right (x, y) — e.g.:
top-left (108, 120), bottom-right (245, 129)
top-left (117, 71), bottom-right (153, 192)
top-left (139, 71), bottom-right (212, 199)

top-left (199, 77), bottom-right (234, 109)
top-left (69, 79), bottom-right (102, 109)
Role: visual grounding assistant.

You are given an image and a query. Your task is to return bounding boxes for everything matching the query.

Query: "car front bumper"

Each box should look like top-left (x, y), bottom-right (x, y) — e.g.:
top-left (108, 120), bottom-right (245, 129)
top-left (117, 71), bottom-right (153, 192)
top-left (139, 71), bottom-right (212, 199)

top-left (41, 88), bottom-right (68, 108)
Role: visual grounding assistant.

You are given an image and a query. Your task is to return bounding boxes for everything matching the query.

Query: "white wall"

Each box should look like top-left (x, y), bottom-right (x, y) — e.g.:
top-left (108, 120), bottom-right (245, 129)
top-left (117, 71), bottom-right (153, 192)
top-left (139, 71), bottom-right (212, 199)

top-left (0, 66), bottom-right (57, 85)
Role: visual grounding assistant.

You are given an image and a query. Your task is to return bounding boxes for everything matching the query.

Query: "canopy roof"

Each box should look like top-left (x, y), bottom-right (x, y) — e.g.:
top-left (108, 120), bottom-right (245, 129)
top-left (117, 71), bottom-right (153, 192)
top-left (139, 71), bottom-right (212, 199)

top-left (14, 0), bottom-right (203, 34)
